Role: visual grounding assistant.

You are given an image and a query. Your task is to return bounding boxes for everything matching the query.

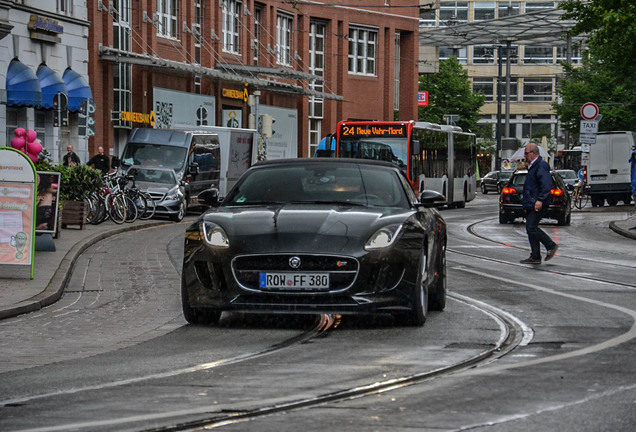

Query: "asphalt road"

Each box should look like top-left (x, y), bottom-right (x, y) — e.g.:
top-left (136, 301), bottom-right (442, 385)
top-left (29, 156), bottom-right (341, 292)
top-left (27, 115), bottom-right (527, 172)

top-left (1, 195), bottom-right (635, 432)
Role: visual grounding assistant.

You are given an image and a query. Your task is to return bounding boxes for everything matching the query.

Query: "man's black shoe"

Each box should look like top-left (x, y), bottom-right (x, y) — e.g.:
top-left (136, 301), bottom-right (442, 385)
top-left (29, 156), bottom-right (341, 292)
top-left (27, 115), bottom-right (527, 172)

top-left (545, 244), bottom-right (559, 261)
top-left (630, 226), bottom-right (636, 230)
top-left (520, 257), bottom-right (541, 264)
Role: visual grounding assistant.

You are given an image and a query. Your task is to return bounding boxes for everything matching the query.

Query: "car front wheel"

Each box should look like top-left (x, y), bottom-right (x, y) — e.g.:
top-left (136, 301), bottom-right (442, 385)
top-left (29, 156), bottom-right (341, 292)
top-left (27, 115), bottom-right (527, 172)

top-left (428, 241), bottom-right (446, 311)
top-left (395, 254), bottom-right (428, 326)
top-left (171, 202), bottom-right (186, 222)
top-left (481, 183), bottom-right (487, 194)
top-left (181, 274), bottom-right (221, 325)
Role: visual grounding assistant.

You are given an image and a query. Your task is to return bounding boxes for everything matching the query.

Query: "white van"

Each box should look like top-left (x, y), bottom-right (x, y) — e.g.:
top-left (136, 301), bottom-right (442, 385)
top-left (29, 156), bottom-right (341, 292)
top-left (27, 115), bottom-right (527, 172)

top-left (586, 131), bottom-right (635, 207)
top-left (120, 127), bottom-right (256, 210)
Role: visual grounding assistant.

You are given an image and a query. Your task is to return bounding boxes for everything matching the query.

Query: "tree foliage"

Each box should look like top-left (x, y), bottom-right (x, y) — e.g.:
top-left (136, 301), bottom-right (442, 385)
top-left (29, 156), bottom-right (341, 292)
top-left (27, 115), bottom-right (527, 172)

top-left (555, 1), bottom-right (636, 136)
top-left (418, 58), bottom-right (485, 133)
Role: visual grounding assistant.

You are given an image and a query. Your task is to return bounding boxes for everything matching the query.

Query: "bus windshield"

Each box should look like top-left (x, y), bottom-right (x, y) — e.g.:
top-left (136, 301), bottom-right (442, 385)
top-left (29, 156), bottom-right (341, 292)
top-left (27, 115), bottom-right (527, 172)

top-left (337, 138), bottom-right (408, 168)
top-left (121, 143), bottom-right (188, 172)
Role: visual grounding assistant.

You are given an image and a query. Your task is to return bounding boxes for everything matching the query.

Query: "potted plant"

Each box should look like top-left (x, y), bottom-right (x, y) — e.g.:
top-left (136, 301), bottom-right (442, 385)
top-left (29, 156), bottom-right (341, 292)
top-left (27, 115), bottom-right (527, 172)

top-left (53, 164), bottom-right (103, 229)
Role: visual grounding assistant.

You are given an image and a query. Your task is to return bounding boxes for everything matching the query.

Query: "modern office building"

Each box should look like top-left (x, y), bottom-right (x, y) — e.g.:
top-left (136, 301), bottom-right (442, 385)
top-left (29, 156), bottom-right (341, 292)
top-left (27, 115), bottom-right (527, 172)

top-left (419, 1), bottom-right (581, 160)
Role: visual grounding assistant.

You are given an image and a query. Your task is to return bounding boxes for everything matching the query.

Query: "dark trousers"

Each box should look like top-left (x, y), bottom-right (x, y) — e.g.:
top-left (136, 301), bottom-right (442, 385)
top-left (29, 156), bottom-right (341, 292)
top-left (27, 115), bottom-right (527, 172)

top-left (525, 209), bottom-right (556, 260)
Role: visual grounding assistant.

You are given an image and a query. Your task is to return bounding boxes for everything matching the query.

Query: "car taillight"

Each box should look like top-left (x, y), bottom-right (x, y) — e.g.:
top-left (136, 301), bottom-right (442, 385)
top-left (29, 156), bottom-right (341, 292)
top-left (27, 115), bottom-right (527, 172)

top-left (501, 187), bottom-right (516, 195)
top-left (550, 188), bottom-right (563, 196)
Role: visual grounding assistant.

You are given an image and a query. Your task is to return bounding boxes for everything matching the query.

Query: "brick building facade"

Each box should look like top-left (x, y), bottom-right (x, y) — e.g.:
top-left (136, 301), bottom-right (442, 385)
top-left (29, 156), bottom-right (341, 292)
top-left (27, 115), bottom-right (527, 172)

top-left (89, 0), bottom-right (419, 160)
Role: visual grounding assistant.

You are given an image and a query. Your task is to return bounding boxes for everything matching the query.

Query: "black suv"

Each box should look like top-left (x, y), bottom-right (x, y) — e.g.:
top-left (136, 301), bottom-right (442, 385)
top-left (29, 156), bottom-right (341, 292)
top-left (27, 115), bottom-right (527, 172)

top-left (499, 170), bottom-right (571, 225)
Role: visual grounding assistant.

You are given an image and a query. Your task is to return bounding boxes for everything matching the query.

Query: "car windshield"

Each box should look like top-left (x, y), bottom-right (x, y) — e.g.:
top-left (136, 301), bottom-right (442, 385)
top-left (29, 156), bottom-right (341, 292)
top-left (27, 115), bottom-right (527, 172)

top-left (557, 170), bottom-right (577, 180)
top-left (132, 169), bottom-right (176, 185)
top-left (121, 143), bottom-right (187, 171)
top-left (224, 163), bottom-right (410, 208)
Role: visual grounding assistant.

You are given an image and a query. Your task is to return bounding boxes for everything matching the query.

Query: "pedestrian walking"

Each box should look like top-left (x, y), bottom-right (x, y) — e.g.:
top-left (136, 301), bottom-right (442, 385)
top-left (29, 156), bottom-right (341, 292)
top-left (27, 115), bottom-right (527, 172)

top-left (519, 143), bottom-right (559, 264)
top-left (87, 146), bottom-right (111, 175)
top-left (62, 145), bottom-right (81, 166)
top-left (630, 148), bottom-right (636, 230)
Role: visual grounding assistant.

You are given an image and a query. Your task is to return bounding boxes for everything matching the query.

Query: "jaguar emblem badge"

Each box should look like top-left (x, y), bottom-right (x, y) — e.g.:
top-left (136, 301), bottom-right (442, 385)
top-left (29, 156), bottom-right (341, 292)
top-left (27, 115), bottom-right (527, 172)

top-left (289, 256), bottom-right (301, 269)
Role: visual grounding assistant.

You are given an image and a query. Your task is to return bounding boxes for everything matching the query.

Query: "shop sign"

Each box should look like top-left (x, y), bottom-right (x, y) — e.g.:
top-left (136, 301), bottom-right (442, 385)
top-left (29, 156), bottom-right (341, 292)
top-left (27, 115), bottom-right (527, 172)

top-left (120, 110), bottom-right (155, 127)
top-left (0, 148), bottom-right (37, 279)
top-left (223, 87), bottom-right (248, 102)
top-left (28, 15), bottom-right (63, 43)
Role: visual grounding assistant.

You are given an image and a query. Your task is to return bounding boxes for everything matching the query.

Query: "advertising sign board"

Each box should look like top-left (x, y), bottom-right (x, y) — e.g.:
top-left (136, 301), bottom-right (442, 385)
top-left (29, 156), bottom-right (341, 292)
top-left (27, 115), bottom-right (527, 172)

top-left (0, 147), bottom-right (37, 279)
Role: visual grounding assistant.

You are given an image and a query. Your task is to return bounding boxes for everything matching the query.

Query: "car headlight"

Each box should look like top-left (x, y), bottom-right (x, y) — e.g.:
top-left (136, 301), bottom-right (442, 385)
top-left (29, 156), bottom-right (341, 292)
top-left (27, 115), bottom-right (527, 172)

top-left (365, 224), bottom-right (403, 250)
top-left (201, 221), bottom-right (229, 248)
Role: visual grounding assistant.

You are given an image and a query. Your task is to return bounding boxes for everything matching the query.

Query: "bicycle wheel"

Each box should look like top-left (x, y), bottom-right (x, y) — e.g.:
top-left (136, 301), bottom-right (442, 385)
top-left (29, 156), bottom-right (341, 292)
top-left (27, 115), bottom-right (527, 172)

top-left (124, 195), bottom-right (138, 223)
top-left (108, 194), bottom-right (127, 224)
top-left (578, 193), bottom-right (589, 209)
top-left (128, 190), bottom-right (148, 219)
top-left (139, 192), bottom-right (156, 220)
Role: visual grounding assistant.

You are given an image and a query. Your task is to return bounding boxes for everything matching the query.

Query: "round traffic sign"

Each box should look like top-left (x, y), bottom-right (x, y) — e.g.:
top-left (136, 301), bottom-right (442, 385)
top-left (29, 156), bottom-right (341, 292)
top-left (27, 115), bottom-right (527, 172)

top-left (581, 102), bottom-right (599, 120)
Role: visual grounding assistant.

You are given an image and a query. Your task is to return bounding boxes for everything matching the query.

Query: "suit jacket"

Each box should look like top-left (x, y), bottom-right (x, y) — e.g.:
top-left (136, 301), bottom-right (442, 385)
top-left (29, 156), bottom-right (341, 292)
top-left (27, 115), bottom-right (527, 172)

top-left (522, 156), bottom-right (552, 211)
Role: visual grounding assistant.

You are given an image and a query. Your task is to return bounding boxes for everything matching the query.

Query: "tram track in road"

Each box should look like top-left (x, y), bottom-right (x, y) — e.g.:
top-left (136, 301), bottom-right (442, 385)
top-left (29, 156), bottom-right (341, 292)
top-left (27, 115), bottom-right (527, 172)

top-left (451, 217), bottom-right (636, 289)
top-left (3, 295), bottom-right (527, 432)
top-left (129, 295), bottom-right (526, 432)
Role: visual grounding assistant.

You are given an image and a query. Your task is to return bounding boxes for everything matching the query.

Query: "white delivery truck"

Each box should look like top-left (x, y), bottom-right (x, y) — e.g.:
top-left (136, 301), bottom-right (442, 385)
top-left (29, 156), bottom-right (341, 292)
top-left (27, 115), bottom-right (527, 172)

top-left (119, 126), bottom-right (257, 210)
top-left (585, 131), bottom-right (635, 207)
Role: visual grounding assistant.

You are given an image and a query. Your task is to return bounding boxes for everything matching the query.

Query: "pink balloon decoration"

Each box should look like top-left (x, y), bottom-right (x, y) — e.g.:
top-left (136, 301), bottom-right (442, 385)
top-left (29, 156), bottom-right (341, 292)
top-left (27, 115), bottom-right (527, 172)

top-left (28, 153), bottom-right (39, 163)
top-left (11, 136), bottom-right (26, 150)
top-left (26, 129), bottom-right (37, 143)
top-left (27, 140), bottom-right (43, 155)
top-left (14, 127), bottom-right (26, 137)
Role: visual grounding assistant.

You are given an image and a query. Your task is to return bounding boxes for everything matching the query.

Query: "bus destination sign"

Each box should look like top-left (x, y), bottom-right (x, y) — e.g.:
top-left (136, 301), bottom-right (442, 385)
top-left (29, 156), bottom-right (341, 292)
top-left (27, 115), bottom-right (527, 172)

top-left (341, 124), bottom-right (407, 138)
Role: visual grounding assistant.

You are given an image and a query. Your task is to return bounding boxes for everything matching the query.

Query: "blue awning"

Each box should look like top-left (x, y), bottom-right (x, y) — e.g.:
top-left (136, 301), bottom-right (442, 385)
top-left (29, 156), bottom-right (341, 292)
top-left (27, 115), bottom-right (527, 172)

top-left (6, 59), bottom-right (42, 107)
top-left (62, 67), bottom-right (93, 112)
top-left (37, 64), bottom-right (67, 109)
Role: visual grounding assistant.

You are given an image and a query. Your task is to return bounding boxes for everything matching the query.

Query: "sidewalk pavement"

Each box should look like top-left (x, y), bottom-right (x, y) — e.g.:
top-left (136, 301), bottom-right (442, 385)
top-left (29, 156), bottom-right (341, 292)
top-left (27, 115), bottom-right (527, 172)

top-left (1, 216), bottom-right (634, 322)
top-left (0, 219), bottom-right (171, 320)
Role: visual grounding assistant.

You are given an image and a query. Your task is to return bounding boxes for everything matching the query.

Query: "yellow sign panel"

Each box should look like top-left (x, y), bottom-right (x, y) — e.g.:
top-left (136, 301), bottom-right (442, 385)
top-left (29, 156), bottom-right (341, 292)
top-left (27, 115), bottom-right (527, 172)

top-left (223, 86), bottom-right (248, 102)
top-left (120, 110), bottom-right (155, 127)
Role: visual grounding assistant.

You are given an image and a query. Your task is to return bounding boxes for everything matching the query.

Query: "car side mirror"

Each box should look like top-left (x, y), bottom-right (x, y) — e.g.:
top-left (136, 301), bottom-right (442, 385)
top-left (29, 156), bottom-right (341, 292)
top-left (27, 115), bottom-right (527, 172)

top-left (416, 190), bottom-right (446, 209)
top-left (197, 188), bottom-right (221, 207)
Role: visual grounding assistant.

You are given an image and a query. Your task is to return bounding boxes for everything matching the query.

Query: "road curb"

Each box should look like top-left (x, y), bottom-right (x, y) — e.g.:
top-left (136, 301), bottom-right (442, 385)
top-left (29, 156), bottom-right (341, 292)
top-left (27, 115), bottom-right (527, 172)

top-left (609, 221), bottom-right (636, 240)
top-left (0, 221), bottom-right (171, 321)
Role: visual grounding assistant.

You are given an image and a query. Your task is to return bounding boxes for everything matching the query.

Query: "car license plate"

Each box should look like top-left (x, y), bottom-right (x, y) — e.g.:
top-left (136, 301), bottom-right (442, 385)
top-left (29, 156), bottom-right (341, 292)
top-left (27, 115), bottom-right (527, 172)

top-left (259, 273), bottom-right (329, 290)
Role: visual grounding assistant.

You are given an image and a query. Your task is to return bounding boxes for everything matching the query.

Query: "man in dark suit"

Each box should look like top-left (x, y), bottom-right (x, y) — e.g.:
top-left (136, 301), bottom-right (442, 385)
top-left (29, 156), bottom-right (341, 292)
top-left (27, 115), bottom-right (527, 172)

top-left (520, 143), bottom-right (559, 264)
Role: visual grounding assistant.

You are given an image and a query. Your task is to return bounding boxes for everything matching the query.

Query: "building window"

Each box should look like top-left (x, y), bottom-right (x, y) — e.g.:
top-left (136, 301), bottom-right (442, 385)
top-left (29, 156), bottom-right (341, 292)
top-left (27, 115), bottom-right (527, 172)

top-left (472, 77), bottom-right (494, 102)
top-left (58, 0), bottom-right (73, 15)
top-left (114, 0), bottom-right (132, 128)
top-left (557, 46), bottom-right (582, 64)
top-left (194, 0), bottom-right (203, 63)
top-left (309, 21), bottom-right (325, 156)
top-left (439, 1), bottom-right (468, 25)
top-left (252, 6), bottom-right (262, 64)
top-left (498, 1), bottom-right (520, 17)
top-left (394, 32), bottom-right (400, 111)
top-left (419, 6), bottom-right (437, 27)
top-left (498, 77), bottom-right (518, 102)
top-left (276, 13), bottom-right (293, 66)
top-left (522, 115), bottom-right (553, 139)
top-left (523, 77), bottom-right (553, 102)
top-left (523, 45), bottom-right (554, 64)
top-left (157, 0), bottom-right (179, 39)
top-left (440, 46), bottom-right (467, 64)
top-left (524, 1), bottom-right (556, 13)
top-left (473, 2), bottom-right (495, 21)
top-left (501, 45), bottom-right (519, 64)
top-left (348, 26), bottom-right (377, 75)
top-left (223, 0), bottom-right (241, 54)
top-left (472, 45), bottom-right (495, 64)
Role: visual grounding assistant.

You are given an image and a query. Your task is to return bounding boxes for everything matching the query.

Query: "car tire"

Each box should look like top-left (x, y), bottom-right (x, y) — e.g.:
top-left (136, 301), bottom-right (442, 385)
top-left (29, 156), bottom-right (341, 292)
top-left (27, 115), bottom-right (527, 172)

top-left (498, 212), bottom-right (509, 224)
top-left (481, 183), bottom-right (487, 194)
top-left (181, 274), bottom-right (221, 325)
top-left (171, 203), bottom-right (186, 222)
top-left (428, 240), bottom-right (446, 311)
top-left (606, 196), bottom-right (618, 206)
top-left (395, 254), bottom-right (428, 326)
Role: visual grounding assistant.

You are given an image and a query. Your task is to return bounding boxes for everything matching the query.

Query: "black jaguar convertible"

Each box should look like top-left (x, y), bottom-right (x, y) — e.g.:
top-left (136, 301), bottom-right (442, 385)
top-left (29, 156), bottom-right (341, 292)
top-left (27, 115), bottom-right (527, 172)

top-left (181, 158), bottom-right (447, 326)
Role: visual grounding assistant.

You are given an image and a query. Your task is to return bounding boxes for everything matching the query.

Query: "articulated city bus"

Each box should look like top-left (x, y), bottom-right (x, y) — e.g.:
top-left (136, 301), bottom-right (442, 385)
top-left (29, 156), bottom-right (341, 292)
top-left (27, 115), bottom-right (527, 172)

top-left (335, 120), bottom-right (477, 207)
